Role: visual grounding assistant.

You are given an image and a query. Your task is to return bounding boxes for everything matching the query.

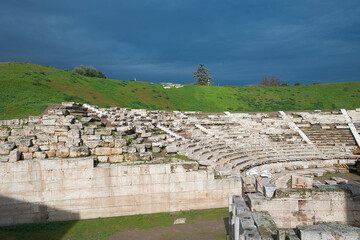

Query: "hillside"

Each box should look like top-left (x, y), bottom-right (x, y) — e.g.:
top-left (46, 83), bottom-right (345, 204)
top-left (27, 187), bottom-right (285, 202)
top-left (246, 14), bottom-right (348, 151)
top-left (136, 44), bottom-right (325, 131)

top-left (0, 61), bottom-right (359, 120)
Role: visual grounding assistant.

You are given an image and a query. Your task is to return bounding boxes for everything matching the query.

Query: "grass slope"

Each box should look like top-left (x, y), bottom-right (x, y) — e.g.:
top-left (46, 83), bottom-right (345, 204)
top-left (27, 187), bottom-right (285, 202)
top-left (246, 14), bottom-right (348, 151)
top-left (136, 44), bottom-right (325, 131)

top-left (1, 61), bottom-right (360, 120)
top-left (0, 208), bottom-right (228, 240)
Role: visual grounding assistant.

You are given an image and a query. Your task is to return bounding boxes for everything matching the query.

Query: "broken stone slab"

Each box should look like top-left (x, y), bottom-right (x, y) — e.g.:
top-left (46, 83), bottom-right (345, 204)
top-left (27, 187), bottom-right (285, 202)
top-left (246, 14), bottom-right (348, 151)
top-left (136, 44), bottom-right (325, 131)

top-left (173, 218), bottom-right (186, 225)
top-left (330, 177), bottom-right (348, 184)
top-left (297, 223), bottom-right (360, 240)
top-left (263, 184), bottom-right (277, 198)
top-left (324, 180), bottom-right (337, 185)
top-left (0, 143), bottom-right (16, 155)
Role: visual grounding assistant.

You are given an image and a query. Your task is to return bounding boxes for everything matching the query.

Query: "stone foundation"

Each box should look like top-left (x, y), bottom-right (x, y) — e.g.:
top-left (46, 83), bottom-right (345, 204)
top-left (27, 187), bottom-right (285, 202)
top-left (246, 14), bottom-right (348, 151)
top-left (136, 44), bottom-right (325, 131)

top-left (0, 157), bottom-right (241, 226)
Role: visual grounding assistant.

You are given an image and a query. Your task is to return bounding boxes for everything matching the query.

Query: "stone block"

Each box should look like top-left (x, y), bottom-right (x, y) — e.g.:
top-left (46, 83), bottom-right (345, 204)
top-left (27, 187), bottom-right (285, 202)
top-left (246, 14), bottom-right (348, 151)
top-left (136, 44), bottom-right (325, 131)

top-left (96, 147), bottom-right (112, 156)
top-left (330, 177), bottom-right (348, 184)
top-left (46, 150), bottom-right (56, 158)
top-left (84, 140), bottom-right (102, 148)
top-left (98, 156), bottom-right (109, 163)
top-left (68, 129), bottom-right (81, 138)
top-left (166, 146), bottom-right (178, 154)
top-left (19, 138), bottom-right (33, 147)
top-left (135, 144), bottom-right (146, 153)
top-left (22, 152), bottom-right (33, 159)
top-left (0, 130), bottom-right (10, 137)
top-left (0, 143), bottom-right (15, 154)
top-left (111, 148), bottom-right (123, 155)
top-left (69, 146), bottom-right (90, 157)
top-left (115, 139), bottom-right (127, 148)
top-left (291, 175), bottom-right (313, 189)
top-left (263, 184), bottom-right (277, 198)
top-left (9, 149), bottom-right (21, 162)
top-left (18, 146), bottom-right (29, 153)
top-left (109, 155), bottom-right (124, 163)
top-left (152, 146), bottom-right (161, 153)
top-left (34, 151), bottom-right (47, 159)
top-left (124, 153), bottom-right (139, 161)
top-left (325, 180), bottom-right (337, 185)
top-left (84, 126), bottom-right (95, 135)
top-left (29, 146), bottom-right (39, 153)
top-left (140, 152), bottom-right (152, 161)
top-left (95, 129), bottom-right (112, 136)
top-left (128, 146), bottom-right (137, 154)
top-left (0, 156), bottom-right (9, 162)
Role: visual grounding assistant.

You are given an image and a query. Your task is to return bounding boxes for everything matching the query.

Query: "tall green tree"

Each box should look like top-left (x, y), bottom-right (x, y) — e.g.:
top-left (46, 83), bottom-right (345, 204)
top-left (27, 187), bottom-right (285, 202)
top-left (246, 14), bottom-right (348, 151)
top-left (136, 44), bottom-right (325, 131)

top-left (192, 64), bottom-right (214, 86)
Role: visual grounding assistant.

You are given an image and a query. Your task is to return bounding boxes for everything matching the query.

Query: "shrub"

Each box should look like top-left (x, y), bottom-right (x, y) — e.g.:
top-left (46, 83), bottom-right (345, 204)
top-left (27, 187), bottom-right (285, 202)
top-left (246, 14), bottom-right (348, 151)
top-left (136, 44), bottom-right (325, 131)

top-left (73, 65), bottom-right (106, 78)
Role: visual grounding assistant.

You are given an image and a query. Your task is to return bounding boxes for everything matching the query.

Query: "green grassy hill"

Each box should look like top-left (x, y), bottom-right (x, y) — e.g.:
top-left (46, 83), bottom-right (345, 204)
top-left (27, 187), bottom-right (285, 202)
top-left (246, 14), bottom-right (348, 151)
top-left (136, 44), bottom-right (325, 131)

top-left (0, 61), bottom-right (359, 120)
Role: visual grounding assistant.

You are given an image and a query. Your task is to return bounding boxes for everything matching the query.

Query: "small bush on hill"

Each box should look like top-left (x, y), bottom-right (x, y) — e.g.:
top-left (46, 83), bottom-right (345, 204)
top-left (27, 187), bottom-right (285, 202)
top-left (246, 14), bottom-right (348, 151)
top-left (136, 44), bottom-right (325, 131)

top-left (73, 65), bottom-right (106, 78)
top-left (259, 75), bottom-right (281, 87)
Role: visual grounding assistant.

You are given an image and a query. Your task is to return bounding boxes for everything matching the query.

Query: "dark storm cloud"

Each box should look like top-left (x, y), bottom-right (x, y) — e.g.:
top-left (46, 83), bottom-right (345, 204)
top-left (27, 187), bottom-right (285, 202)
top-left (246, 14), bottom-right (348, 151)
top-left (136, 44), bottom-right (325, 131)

top-left (1, 0), bottom-right (359, 85)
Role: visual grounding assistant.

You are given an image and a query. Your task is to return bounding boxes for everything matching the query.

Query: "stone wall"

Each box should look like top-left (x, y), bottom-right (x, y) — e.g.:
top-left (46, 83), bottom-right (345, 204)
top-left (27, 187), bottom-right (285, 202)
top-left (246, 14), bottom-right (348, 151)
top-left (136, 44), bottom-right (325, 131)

top-left (248, 188), bottom-right (360, 228)
top-left (0, 157), bottom-right (241, 226)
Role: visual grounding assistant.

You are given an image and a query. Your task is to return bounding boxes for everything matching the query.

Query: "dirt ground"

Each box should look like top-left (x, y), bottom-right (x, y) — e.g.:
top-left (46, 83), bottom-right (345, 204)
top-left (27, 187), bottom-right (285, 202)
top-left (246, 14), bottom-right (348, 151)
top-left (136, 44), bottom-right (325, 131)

top-left (109, 218), bottom-right (229, 240)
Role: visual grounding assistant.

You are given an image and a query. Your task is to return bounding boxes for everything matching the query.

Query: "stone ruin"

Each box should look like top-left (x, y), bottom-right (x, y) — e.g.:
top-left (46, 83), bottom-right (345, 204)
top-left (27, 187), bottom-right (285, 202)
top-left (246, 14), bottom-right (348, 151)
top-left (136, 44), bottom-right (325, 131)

top-left (0, 102), bottom-right (360, 237)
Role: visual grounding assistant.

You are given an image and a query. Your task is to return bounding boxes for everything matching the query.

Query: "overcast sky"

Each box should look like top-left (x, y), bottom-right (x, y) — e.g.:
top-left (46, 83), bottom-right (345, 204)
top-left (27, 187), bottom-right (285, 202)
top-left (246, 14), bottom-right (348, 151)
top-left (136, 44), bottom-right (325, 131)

top-left (1, 1), bottom-right (360, 86)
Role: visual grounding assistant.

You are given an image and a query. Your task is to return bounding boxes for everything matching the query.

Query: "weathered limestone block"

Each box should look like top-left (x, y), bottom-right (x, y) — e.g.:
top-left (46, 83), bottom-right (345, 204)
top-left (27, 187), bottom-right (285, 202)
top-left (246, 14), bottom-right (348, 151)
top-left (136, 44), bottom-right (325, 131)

top-left (84, 126), bottom-right (95, 135)
top-left (109, 155), bottom-right (124, 163)
top-left (34, 151), bottom-right (47, 159)
top-left (291, 175), bottom-right (313, 189)
top-left (42, 119), bottom-right (56, 125)
top-left (128, 146), bottom-right (137, 154)
top-left (330, 177), bottom-right (348, 184)
top-left (95, 129), bottom-right (112, 136)
top-left (141, 132), bottom-right (152, 138)
top-left (19, 139), bottom-right (33, 147)
top-left (152, 146), bottom-right (161, 153)
top-left (0, 130), bottom-right (10, 137)
top-left (39, 145), bottom-right (50, 151)
top-left (8, 136), bottom-right (23, 142)
top-left (115, 138), bottom-right (127, 148)
top-left (28, 146), bottom-right (39, 153)
top-left (57, 147), bottom-right (69, 158)
top-left (35, 139), bottom-right (49, 146)
top-left (0, 155), bottom-right (9, 162)
top-left (84, 140), bottom-right (102, 148)
top-left (9, 149), bottom-right (20, 162)
top-left (140, 152), bottom-right (152, 161)
top-left (98, 156), bottom-right (109, 163)
top-left (46, 149), bottom-right (56, 158)
top-left (69, 146), bottom-right (90, 157)
top-left (55, 126), bottom-right (69, 132)
top-left (18, 146), bottom-right (29, 153)
top-left (11, 129), bottom-right (25, 136)
top-left (124, 153), bottom-right (139, 161)
top-left (152, 142), bottom-right (163, 148)
top-left (135, 144), bottom-right (146, 153)
top-left (0, 142), bottom-right (16, 155)
top-left (263, 184), bottom-right (277, 198)
top-left (28, 116), bottom-right (40, 123)
top-left (102, 136), bottom-right (114, 144)
top-left (41, 126), bottom-right (55, 134)
top-left (68, 129), bottom-right (81, 138)
top-left (96, 147), bottom-right (112, 156)
top-left (166, 145), bottom-right (178, 154)
top-left (111, 148), bottom-right (123, 155)
top-left (65, 138), bottom-right (82, 147)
